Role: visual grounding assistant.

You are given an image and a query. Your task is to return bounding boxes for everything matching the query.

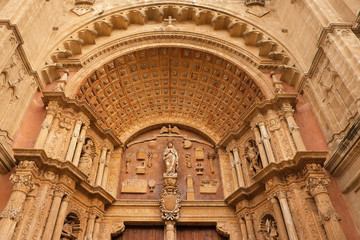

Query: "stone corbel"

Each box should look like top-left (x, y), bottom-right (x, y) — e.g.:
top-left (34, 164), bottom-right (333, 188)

top-left (111, 222), bottom-right (125, 238)
top-left (216, 222), bottom-right (231, 238)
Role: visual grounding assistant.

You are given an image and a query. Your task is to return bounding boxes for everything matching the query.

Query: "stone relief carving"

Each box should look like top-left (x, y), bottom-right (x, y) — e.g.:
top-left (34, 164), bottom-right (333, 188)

top-left (163, 142), bottom-right (179, 177)
top-left (78, 138), bottom-right (95, 177)
top-left (160, 142), bottom-right (181, 221)
top-left (244, 140), bottom-right (261, 176)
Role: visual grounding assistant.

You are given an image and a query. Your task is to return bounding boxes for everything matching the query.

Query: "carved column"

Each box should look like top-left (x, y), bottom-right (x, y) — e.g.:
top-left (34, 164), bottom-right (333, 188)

top-left (52, 195), bottom-right (70, 240)
top-left (65, 119), bottom-right (83, 162)
top-left (228, 150), bottom-right (239, 190)
top-left (85, 211), bottom-right (96, 240)
top-left (101, 151), bottom-right (111, 189)
top-left (244, 212), bottom-right (255, 240)
top-left (269, 196), bottom-right (288, 240)
top-left (258, 121), bottom-right (276, 163)
top-left (92, 217), bottom-right (101, 240)
top-left (239, 218), bottom-right (248, 240)
top-left (96, 146), bottom-right (108, 186)
top-left (72, 124), bottom-right (88, 166)
top-left (276, 191), bottom-right (298, 240)
top-left (282, 103), bottom-right (306, 151)
top-left (34, 103), bottom-right (57, 148)
top-left (251, 123), bottom-right (268, 167)
top-left (232, 148), bottom-right (245, 187)
top-left (42, 188), bottom-right (64, 239)
top-left (307, 177), bottom-right (347, 240)
top-left (165, 221), bottom-right (176, 240)
top-left (0, 174), bottom-right (34, 240)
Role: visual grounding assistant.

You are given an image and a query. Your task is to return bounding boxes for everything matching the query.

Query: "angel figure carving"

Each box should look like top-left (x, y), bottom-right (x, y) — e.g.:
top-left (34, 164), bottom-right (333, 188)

top-left (163, 142), bottom-right (179, 176)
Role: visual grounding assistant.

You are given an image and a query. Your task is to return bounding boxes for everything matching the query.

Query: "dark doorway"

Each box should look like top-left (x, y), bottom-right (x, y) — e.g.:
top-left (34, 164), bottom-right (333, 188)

top-left (112, 225), bottom-right (164, 240)
top-left (177, 226), bottom-right (228, 240)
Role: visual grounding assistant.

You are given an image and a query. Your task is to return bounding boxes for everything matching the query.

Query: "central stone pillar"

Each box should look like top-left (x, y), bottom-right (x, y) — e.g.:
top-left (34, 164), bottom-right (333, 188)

top-left (160, 142), bottom-right (181, 240)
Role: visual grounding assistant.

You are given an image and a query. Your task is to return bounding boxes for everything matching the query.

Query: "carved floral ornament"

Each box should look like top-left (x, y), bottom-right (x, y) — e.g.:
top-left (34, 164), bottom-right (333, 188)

top-left (43, 3), bottom-right (301, 88)
top-left (75, 47), bottom-right (265, 142)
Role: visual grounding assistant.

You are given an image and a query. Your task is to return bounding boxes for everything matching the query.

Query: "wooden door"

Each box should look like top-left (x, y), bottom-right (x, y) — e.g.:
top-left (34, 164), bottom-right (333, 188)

top-left (112, 225), bottom-right (164, 240)
top-left (177, 226), bottom-right (228, 240)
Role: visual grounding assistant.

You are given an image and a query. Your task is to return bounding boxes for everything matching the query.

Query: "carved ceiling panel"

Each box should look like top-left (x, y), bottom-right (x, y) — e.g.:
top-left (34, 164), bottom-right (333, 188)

top-left (75, 47), bottom-right (265, 141)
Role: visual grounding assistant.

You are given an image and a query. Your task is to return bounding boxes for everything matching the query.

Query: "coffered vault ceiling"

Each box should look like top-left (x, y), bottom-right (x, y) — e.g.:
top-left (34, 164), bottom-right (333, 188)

top-left (75, 47), bottom-right (265, 142)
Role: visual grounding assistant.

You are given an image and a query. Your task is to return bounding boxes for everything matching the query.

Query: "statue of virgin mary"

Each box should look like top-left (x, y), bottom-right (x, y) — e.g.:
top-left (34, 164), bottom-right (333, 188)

top-left (163, 142), bottom-right (179, 176)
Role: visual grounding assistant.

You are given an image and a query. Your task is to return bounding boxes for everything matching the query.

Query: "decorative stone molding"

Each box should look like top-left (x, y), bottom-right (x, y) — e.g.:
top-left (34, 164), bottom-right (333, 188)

top-left (44, 3), bottom-right (301, 87)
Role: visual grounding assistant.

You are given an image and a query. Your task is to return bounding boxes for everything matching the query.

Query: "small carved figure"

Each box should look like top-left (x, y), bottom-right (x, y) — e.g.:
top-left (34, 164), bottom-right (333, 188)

top-left (185, 153), bottom-right (192, 168)
top-left (125, 155), bottom-right (131, 173)
top-left (265, 219), bottom-right (278, 240)
top-left (78, 139), bottom-right (94, 177)
top-left (245, 140), bottom-right (261, 176)
top-left (163, 142), bottom-right (179, 175)
top-left (60, 218), bottom-right (75, 240)
top-left (147, 151), bottom-right (153, 168)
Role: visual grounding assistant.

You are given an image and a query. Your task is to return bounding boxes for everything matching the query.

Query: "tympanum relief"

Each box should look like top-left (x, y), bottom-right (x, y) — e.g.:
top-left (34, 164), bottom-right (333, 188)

top-left (117, 126), bottom-right (224, 200)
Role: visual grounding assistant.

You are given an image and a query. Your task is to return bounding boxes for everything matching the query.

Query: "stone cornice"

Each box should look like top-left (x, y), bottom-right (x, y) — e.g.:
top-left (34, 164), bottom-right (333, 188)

top-left (0, 20), bottom-right (42, 90)
top-left (325, 116), bottom-right (360, 193)
top-left (218, 93), bottom-right (298, 147)
top-left (13, 148), bottom-right (115, 205)
top-left (225, 151), bottom-right (328, 206)
top-left (41, 91), bottom-right (123, 147)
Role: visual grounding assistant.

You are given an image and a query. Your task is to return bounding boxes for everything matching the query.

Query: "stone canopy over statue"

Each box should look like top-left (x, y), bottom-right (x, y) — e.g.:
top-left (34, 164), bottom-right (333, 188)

top-left (163, 142), bottom-right (179, 177)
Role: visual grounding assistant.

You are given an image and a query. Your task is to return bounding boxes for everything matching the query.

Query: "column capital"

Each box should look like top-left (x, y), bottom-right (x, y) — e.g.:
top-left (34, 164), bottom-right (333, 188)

top-left (53, 187), bottom-right (66, 198)
top-left (244, 211), bottom-right (253, 220)
top-left (10, 174), bottom-right (35, 193)
top-left (306, 177), bottom-right (330, 197)
top-left (275, 190), bottom-right (287, 200)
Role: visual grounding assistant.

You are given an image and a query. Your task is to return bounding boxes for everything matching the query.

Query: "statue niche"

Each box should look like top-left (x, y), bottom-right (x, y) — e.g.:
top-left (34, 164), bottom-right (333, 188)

top-left (78, 138), bottom-right (95, 177)
top-left (244, 139), bottom-right (262, 176)
top-left (260, 214), bottom-right (278, 240)
top-left (60, 213), bottom-right (80, 240)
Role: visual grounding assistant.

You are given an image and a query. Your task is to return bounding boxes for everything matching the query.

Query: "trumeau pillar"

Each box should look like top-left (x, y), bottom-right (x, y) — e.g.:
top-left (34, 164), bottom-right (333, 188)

top-left (42, 188), bottom-right (64, 240)
top-left (251, 123), bottom-right (269, 168)
top-left (239, 217), bottom-right (248, 240)
top-left (0, 174), bottom-right (35, 240)
top-left (72, 124), bottom-right (89, 166)
top-left (96, 146), bottom-right (108, 186)
top-left (52, 195), bottom-right (70, 240)
top-left (269, 196), bottom-right (288, 240)
top-left (65, 119), bottom-right (83, 162)
top-left (34, 102), bottom-right (57, 148)
top-left (282, 103), bottom-right (306, 151)
top-left (228, 150), bottom-right (240, 190)
top-left (276, 191), bottom-right (298, 240)
top-left (232, 147), bottom-right (245, 187)
top-left (307, 177), bottom-right (347, 240)
top-left (244, 212), bottom-right (255, 240)
top-left (165, 221), bottom-right (176, 240)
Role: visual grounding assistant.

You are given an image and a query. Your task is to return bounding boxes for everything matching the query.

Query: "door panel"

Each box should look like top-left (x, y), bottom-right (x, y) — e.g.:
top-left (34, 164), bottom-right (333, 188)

top-left (176, 226), bottom-right (228, 240)
top-left (112, 225), bottom-right (164, 240)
